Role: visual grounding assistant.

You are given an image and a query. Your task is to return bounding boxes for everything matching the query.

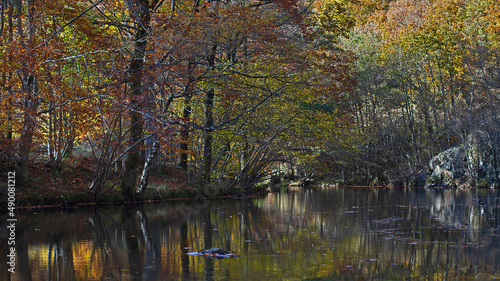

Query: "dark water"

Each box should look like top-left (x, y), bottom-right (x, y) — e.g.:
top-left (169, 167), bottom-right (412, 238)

top-left (2, 187), bottom-right (500, 280)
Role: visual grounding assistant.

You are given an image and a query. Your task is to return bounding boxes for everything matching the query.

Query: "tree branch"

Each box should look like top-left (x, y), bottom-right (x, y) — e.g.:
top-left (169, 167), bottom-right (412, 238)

top-left (41, 0), bottom-right (104, 46)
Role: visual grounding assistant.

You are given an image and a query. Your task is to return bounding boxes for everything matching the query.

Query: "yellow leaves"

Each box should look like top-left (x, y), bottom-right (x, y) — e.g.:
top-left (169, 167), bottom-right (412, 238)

top-left (372, 0), bottom-right (496, 80)
top-left (314, 0), bottom-right (355, 38)
top-left (483, 1), bottom-right (500, 42)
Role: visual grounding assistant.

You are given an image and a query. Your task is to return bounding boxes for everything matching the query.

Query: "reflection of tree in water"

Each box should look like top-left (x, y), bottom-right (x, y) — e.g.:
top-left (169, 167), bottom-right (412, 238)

top-left (3, 188), bottom-right (500, 280)
top-left (89, 207), bottom-right (123, 280)
top-left (17, 222), bottom-right (33, 281)
top-left (91, 206), bottom-right (166, 280)
top-left (203, 211), bottom-right (214, 281)
top-left (121, 208), bottom-right (143, 281)
top-left (428, 189), bottom-right (500, 242)
top-left (258, 188), bottom-right (500, 279)
top-left (0, 211), bottom-right (96, 281)
top-left (180, 220), bottom-right (190, 281)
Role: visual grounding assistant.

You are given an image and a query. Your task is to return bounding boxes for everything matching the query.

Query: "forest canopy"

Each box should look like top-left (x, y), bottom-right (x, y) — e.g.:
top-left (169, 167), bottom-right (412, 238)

top-left (0, 0), bottom-right (499, 201)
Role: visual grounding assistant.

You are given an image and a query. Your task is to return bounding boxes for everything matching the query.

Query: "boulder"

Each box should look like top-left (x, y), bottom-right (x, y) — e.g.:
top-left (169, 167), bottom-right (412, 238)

top-left (405, 170), bottom-right (427, 187)
top-left (426, 143), bottom-right (499, 188)
top-left (300, 178), bottom-right (315, 188)
top-left (426, 146), bottom-right (468, 188)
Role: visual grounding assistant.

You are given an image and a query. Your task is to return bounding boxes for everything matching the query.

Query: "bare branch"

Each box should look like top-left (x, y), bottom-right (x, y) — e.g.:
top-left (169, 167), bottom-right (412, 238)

top-left (36, 95), bottom-right (98, 115)
top-left (41, 0), bottom-right (104, 46)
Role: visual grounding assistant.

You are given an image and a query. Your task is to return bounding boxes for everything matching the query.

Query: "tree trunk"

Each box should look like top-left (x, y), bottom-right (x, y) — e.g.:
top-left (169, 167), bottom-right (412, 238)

top-left (120, 0), bottom-right (155, 199)
top-left (17, 75), bottom-right (38, 187)
top-left (202, 44), bottom-right (217, 184)
top-left (137, 139), bottom-right (158, 196)
top-left (179, 98), bottom-right (191, 170)
top-left (180, 60), bottom-right (196, 170)
top-left (202, 93), bottom-right (214, 184)
top-left (15, 0), bottom-right (38, 187)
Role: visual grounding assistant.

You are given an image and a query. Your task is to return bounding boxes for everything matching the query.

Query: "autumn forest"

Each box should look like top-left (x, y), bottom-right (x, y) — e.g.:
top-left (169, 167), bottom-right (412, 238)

top-left (1, 0), bottom-right (499, 203)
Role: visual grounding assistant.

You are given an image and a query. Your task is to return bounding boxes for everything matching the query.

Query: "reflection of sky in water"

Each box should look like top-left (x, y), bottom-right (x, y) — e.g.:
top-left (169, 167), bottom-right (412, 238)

top-left (2, 187), bottom-right (500, 280)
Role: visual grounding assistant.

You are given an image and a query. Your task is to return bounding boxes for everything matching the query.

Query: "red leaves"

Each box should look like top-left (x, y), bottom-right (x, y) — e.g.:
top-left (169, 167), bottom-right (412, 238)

top-left (274, 0), bottom-right (304, 21)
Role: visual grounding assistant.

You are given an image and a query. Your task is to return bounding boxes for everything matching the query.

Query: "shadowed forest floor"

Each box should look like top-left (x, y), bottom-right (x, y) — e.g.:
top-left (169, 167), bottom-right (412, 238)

top-left (3, 157), bottom-right (231, 209)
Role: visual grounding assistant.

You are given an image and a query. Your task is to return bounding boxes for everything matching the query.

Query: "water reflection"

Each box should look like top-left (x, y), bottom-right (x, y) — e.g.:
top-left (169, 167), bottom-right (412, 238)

top-left (2, 187), bottom-right (500, 280)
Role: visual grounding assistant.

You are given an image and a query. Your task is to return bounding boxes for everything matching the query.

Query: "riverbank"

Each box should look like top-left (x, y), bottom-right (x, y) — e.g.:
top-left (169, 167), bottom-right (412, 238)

top-left (0, 157), bottom-right (269, 210)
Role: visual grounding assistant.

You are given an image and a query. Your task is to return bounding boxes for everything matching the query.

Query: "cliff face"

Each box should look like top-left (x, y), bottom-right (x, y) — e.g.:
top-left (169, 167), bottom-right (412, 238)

top-left (426, 142), bottom-right (499, 188)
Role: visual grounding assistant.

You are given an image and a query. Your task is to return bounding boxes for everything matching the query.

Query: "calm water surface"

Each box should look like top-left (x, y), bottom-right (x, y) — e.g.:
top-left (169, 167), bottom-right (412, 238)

top-left (2, 187), bottom-right (500, 280)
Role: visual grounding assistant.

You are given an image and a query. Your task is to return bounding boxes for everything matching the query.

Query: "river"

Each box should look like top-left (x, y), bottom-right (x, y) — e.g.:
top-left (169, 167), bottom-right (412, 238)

top-left (2, 186), bottom-right (500, 280)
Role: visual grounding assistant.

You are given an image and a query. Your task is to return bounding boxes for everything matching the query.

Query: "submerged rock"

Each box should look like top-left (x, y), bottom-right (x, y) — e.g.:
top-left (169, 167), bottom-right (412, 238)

top-left (200, 248), bottom-right (229, 255)
top-left (187, 248), bottom-right (240, 259)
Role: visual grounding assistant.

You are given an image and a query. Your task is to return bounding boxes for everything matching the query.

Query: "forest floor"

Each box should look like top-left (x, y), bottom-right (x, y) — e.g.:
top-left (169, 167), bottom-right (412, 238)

top-left (6, 155), bottom-right (260, 210)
